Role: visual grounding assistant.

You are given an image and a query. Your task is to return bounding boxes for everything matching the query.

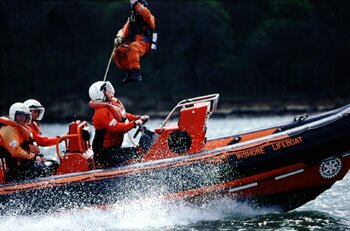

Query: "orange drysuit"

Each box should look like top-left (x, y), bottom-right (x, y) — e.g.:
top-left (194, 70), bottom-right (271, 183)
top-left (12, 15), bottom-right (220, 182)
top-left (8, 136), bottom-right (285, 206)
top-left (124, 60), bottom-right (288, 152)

top-left (28, 121), bottom-right (60, 147)
top-left (0, 117), bottom-right (52, 180)
top-left (0, 117), bottom-right (36, 161)
top-left (113, 2), bottom-right (156, 70)
top-left (90, 98), bottom-right (139, 150)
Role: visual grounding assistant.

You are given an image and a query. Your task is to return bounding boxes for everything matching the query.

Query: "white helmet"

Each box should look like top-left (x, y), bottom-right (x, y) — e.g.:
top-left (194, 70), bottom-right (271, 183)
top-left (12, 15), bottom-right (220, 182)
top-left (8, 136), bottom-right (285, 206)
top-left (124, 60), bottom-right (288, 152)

top-left (9, 102), bottom-right (31, 124)
top-left (24, 99), bottom-right (45, 121)
top-left (88, 81), bottom-right (115, 102)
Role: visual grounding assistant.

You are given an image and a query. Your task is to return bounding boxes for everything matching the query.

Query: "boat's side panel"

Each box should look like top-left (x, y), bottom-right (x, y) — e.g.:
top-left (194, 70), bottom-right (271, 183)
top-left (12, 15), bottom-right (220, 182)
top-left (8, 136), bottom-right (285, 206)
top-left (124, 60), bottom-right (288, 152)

top-left (204, 128), bottom-right (278, 150)
top-left (229, 155), bottom-right (350, 211)
top-left (223, 115), bottom-right (350, 180)
top-left (164, 155), bottom-right (350, 212)
top-left (0, 160), bottom-right (234, 214)
top-left (206, 104), bottom-right (350, 149)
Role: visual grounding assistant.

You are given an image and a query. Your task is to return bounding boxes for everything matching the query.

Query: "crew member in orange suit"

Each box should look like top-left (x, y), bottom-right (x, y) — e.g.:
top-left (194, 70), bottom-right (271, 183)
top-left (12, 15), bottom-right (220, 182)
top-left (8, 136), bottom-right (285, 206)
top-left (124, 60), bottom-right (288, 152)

top-left (88, 81), bottom-right (149, 167)
top-left (113, 0), bottom-right (156, 84)
top-left (24, 99), bottom-right (61, 147)
top-left (0, 103), bottom-right (51, 180)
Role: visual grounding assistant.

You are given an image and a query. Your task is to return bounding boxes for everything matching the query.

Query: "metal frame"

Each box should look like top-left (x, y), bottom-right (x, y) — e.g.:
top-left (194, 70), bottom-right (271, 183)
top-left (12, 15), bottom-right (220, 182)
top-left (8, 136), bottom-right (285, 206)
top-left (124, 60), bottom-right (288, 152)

top-left (159, 94), bottom-right (219, 131)
top-left (56, 121), bottom-right (90, 160)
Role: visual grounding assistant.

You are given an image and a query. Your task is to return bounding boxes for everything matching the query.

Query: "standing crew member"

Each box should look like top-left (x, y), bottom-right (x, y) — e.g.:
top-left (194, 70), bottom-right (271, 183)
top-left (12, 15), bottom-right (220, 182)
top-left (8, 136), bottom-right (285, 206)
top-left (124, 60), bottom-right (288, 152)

top-left (24, 99), bottom-right (61, 147)
top-left (113, 0), bottom-right (156, 84)
top-left (88, 81), bottom-right (149, 167)
top-left (0, 103), bottom-right (51, 180)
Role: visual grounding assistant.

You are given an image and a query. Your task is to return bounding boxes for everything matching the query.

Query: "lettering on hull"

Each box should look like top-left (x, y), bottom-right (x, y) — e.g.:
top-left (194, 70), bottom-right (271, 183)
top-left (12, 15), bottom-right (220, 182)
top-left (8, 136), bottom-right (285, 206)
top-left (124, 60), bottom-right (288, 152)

top-left (236, 148), bottom-right (265, 159)
top-left (233, 136), bottom-right (303, 160)
top-left (272, 136), bottom-right (303, 151)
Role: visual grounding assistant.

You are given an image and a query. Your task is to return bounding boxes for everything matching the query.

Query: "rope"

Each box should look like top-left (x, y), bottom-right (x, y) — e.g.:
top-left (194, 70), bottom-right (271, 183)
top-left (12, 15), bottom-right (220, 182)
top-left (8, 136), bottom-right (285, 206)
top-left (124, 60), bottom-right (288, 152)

top-left (127, 132), bottom-right (138, 147)
top-left (103, 49), bottom-right (115, 82)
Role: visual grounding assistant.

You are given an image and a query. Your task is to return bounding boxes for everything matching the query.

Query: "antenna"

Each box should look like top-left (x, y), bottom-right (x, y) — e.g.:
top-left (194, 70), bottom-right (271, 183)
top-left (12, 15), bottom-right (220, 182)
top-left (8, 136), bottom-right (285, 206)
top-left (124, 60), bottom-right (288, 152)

top-left (70, 101), bottom-right (77, 122)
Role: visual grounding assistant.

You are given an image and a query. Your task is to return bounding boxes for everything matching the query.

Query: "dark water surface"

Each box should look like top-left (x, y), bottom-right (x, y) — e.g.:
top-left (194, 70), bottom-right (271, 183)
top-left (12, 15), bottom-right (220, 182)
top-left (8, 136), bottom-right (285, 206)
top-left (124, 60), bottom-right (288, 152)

top-left (1, 116), bottom-right (349, 230)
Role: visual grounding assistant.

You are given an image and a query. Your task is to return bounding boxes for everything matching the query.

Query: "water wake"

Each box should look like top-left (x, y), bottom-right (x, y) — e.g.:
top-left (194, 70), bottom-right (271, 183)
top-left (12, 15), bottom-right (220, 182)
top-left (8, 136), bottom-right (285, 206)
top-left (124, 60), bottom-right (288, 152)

top-left (0, 197), bottom-right (277, 231)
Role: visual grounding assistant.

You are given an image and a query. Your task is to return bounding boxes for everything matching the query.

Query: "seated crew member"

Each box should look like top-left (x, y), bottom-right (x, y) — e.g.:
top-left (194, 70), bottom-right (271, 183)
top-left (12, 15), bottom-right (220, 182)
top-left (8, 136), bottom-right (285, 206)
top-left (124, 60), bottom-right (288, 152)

top-left (113, 0), bottom-right (156, 84)
top-left (24, 99), bottom-right (61, 147)
top-left (88, 81), bottom-right (149, 167)
top-left (0, 102), bottom-right (51, 180)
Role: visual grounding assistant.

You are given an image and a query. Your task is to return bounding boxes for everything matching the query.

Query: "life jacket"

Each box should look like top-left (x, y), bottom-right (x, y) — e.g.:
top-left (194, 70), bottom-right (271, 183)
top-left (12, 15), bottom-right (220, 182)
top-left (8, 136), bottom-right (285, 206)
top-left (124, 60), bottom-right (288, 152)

top-left (29, 121), bottom-right (41, 135)
top-left (0, 117), bottom-right (34, 144)
top-left (89, 98), bottom-right (132, 151)
top-left (89, 97), bottom-right (127, 123)
top-left (0, 117), bottom-right (38, 164)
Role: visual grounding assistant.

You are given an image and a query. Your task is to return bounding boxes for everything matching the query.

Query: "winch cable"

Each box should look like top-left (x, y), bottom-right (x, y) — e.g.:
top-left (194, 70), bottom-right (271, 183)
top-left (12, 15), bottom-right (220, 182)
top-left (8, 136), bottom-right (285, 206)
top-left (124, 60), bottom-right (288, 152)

top-left (103, 49), bottom-right (115, 82)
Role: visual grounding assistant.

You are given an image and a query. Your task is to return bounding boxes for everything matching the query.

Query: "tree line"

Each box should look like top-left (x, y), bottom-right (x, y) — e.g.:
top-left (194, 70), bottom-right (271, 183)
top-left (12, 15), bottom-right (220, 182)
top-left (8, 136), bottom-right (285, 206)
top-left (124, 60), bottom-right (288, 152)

top-left (0, 1), bottom-right (349, 121)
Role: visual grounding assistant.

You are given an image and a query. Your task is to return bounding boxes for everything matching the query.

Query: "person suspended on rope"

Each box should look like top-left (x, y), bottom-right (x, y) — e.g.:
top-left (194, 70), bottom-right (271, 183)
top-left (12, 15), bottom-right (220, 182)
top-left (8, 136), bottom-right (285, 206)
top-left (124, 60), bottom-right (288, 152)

top-left (88, 81), bottom-right (149, 167)
top-left (0, 102), bottom-right (51, 180)
top-left (24, 99), bottom-right (63, 147)
top-left (113, 0), bottom-right (157, 84)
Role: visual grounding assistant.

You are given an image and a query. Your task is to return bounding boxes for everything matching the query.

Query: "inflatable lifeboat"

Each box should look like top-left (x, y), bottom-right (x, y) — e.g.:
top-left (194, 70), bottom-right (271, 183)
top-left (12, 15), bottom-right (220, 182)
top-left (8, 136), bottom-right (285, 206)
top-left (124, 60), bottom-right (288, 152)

top-left (0, 94), bottom-right (349, 214)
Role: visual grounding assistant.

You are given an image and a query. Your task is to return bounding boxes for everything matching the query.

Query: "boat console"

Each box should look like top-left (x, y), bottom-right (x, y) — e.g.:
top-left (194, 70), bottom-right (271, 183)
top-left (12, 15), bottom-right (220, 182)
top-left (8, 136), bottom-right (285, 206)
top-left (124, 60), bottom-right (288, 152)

top-left (142, 94), bottom-right (219, 161)
top-left (56, 120), bottom-right (94, 174)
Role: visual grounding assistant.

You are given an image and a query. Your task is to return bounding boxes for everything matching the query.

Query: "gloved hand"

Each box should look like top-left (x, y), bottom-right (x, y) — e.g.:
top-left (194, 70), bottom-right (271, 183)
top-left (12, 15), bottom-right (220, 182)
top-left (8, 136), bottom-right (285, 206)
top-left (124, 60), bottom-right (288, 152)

top-left (135, 119), bottom-right (143, 126)
top-left (34, 153), bottom-right (46, 162)
top-left (140, 115), bottom-right (149, 122)
top-left (29, 144), bottom-right (40, 154)
top-left (130, 0), bottom-right (138, 5)
top-left (114, 36), bottom-right (123, 47)
top-left (56, 135), bottom-right (68, 142)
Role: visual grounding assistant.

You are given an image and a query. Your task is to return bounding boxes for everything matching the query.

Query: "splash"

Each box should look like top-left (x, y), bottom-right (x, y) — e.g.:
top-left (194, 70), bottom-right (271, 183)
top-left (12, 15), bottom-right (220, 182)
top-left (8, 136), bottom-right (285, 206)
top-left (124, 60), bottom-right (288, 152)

top-left (0, 197), bottom-right (277, 231)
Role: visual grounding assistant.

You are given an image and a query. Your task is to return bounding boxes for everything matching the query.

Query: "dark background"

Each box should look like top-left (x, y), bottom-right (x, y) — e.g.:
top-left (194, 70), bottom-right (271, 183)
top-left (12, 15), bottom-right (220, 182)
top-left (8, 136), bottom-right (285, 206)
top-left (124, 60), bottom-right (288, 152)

top-left (0, 0), bottom-right (349, 121)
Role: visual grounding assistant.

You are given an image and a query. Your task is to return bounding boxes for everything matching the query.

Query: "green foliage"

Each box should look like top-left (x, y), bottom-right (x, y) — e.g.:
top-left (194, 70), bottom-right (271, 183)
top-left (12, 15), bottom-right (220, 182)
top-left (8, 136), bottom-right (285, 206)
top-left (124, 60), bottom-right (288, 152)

top-left (267, 0), bottom-right (313, 19)
top-left (0, 0), bottom-right (349, 120)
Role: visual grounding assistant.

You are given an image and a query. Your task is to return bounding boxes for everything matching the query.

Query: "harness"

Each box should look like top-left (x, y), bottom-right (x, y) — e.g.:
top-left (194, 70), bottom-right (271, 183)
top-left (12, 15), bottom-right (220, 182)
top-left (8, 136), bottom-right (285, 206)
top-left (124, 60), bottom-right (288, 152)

top-left (129, 8), bottom-right (153, 42)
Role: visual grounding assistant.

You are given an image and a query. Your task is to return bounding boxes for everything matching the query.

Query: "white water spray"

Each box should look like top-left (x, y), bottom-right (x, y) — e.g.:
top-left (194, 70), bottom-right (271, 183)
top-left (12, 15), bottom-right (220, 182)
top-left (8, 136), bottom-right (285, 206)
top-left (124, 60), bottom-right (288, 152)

top-left (0, 197), bottom-right (277, 231)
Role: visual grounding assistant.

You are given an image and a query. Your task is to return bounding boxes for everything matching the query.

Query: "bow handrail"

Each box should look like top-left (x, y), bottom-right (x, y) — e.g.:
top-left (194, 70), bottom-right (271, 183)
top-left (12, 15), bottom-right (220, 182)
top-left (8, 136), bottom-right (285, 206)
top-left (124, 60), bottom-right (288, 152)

top-left (159, 94), bottom-right (219, 131)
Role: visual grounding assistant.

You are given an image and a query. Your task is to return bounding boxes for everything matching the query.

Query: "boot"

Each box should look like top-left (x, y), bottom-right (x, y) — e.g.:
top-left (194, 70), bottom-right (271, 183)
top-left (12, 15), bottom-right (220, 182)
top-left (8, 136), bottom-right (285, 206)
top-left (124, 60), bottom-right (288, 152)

top-left (122, 70), bottom-right (132, 83)
top-left (122, 69), bottom-right (142, 84)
